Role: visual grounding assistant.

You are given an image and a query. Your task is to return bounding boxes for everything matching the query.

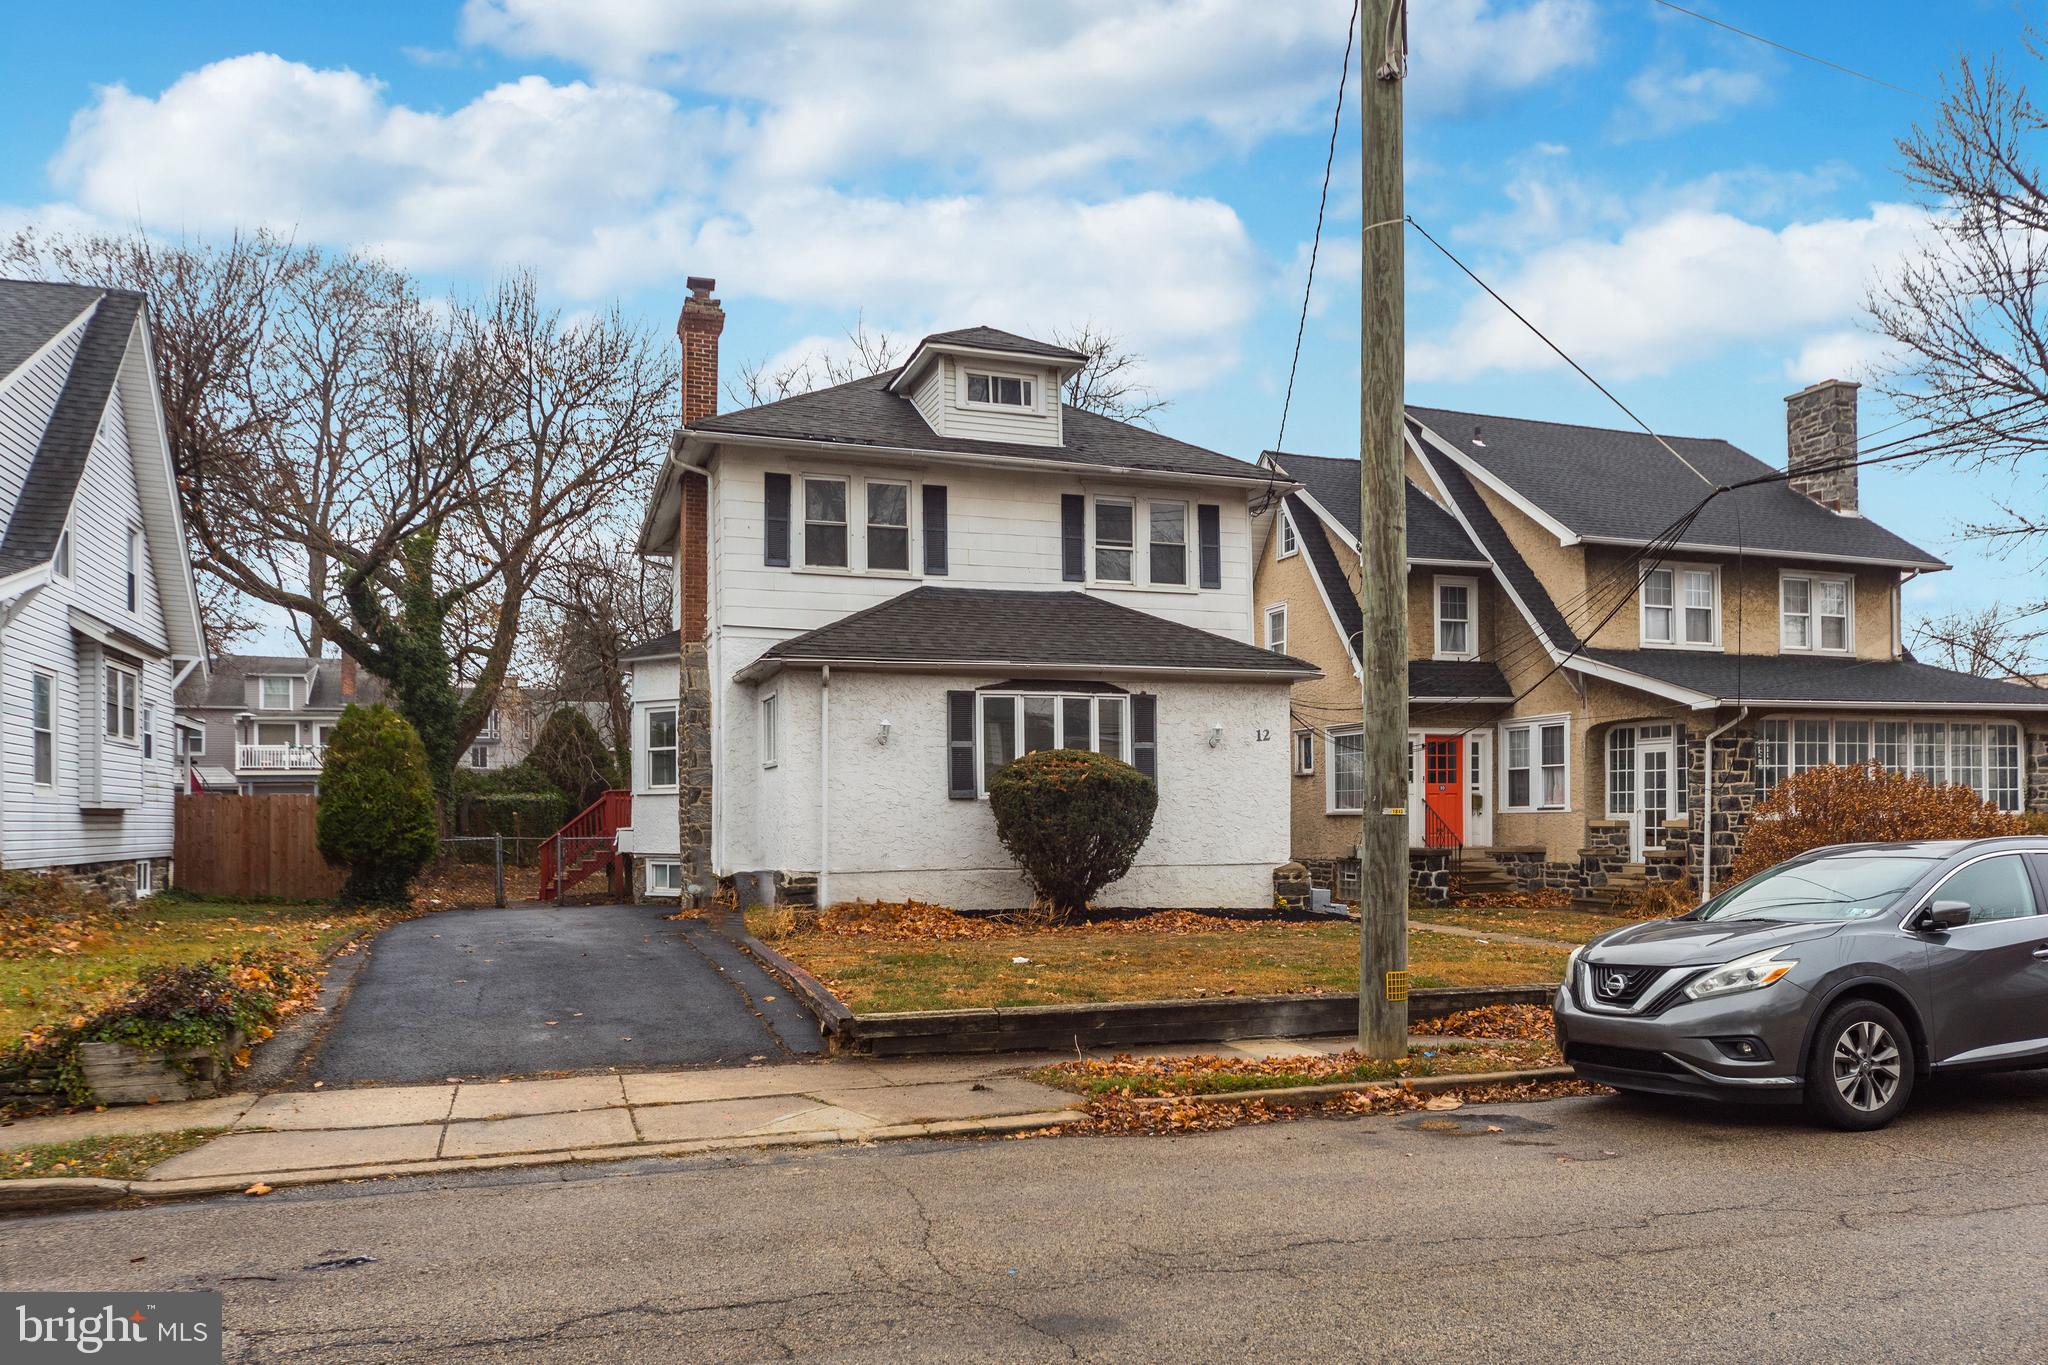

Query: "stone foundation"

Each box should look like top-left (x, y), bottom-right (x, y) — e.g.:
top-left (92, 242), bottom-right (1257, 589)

top-left (677, 640), bottom-right (714, 902)
top-left (1408, 849), bottom-right (1453, 905)
top-left (2029, 730), bottom-right (2048, 815)
top-left (1273, 862), bottom-right (1312, 912)
top-left (11, 857), bottom-right (169, 907)
top-left (1298, 856), bottom-right (1361, 901)
top-left (773, 871), bottom-right (819, 907)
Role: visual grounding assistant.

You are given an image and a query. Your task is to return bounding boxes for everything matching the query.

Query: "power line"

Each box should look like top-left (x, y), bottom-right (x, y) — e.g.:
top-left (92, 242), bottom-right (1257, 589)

top-left (1273, 0), bottom-right (1360, 458)
top-left (1647, 1), bottom-right (1930, 102)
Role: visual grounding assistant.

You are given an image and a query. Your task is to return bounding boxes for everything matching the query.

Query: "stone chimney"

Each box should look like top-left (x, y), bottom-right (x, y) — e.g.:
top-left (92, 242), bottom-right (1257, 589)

top-left (1785, 379), bottom-right (1859, 514)
top-left (338, 653), bottom-right (357, 700)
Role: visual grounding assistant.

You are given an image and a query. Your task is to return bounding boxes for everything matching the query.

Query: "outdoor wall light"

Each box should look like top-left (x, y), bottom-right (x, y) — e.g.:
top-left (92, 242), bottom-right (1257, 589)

top-left (877, 719), bottom-right (892, 746)
top-left (1208, 723), bottom-right (1223, 749)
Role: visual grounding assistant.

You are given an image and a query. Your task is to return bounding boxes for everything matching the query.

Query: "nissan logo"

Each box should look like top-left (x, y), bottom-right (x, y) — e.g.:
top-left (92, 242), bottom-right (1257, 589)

top-left (1599, 970), bottom-right (1629, 999)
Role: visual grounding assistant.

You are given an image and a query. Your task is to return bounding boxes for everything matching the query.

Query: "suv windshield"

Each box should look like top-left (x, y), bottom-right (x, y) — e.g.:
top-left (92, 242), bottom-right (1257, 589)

top-left (1694, 855), bottom-right (1940, 923)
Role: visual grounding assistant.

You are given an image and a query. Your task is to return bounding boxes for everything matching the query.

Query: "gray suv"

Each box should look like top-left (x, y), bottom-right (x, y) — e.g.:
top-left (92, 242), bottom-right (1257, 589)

top-left (1556, 837), bottom-right (2048, 1129)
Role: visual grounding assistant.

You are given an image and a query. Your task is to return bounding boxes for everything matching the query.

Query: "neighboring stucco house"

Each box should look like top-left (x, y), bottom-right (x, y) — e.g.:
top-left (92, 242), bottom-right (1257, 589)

top-left (0, 279), bottom-right (208, 900)
top-left (617, 278), bottom-right (1316, 908)
top-left (175, 653), bottom-right (385, 794)
top-left (1257, 380), bottom-right (2048, 901)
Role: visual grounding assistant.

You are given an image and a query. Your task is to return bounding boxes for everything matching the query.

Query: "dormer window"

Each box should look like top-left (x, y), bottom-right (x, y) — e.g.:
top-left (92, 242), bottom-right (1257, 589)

top-left (260, 676), bottom-right (292, 710)
top-left (965, 371), bottom-right (1034, 408)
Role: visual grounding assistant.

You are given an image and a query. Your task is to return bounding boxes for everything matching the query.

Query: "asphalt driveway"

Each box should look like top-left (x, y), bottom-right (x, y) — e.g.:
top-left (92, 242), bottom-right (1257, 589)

top-left (300, 904), bottom-right (824, 1085)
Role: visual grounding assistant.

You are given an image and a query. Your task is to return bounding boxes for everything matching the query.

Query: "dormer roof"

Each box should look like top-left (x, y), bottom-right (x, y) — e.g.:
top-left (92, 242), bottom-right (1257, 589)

top-left (884, 326), bottom-right (1088, 395)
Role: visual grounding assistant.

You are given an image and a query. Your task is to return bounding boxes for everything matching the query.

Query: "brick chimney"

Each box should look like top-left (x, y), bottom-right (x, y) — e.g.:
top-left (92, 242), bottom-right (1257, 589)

top-left (1785, 379), bottom-right (1859, 514)
top-left (338, 653), bottom-right (357, 700)
top-left (676, 276), bottom-right (722, 643)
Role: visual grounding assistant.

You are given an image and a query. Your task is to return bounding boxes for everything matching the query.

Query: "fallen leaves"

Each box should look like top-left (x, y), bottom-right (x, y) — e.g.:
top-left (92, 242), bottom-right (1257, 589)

top-left (1428, 1004), bottom-right (1557, 1043)
top-left (243, 1182), bottom-right (273, 1197)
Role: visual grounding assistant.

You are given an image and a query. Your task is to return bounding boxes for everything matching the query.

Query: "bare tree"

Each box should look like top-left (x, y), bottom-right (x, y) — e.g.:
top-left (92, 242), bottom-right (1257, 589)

top-left (4, 229), bottom-right (672, 794)
top-left (1050, 322), bottom-right (1169, 426)
top-left (1869, 44), bottom-right (2048, 614)
top-left (1910, 603), bottom-right (2048, 681)
top-left (727, 314), bottom-right (903, 408)
top-left (525, 527), bottom-right (674, 758)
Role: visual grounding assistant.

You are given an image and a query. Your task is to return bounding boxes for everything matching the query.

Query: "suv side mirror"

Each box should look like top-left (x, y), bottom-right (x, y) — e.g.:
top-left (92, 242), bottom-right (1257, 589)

top-left (1915, 900), bottom-right (1973, 932)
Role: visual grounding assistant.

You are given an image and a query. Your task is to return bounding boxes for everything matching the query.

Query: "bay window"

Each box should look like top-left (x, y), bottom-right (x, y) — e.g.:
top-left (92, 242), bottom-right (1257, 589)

top-left (977, 690), bottom-right (1130, 795)
top-left (104, 664), bottom-right (137, 743)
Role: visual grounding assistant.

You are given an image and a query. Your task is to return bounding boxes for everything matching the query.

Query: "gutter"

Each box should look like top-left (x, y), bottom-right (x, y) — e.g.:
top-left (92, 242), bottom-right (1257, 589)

top-left (735, 655), bottom-right (1322, 686)
top-left (1699, 706), bottom-right (1749, 900)
top-left (818, 664), bottom-right (832, 909)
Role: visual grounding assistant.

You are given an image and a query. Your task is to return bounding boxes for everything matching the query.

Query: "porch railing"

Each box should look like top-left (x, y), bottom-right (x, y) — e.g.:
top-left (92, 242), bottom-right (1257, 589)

top-left (236, 743), bottom-right (325, 772)
top-left (1422, 805), bottom-right (1464, 881)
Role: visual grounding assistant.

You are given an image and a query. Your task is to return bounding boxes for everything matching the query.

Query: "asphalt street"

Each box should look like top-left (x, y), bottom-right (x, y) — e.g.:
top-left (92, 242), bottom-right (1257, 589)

top-left (301, 905), bottom-right (822, 1084)
top-left (11, 1070), bottom-right (2048, 1361)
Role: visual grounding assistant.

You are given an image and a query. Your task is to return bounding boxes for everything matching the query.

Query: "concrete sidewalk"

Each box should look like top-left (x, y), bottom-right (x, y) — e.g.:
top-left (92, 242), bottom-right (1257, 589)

top-left (1, 1034), bottom-right (1439, 1202)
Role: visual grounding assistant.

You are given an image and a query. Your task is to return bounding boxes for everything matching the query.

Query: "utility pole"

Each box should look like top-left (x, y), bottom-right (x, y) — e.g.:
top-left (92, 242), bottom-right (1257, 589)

top-left (1358, 0), bottom-right (1409, 1058)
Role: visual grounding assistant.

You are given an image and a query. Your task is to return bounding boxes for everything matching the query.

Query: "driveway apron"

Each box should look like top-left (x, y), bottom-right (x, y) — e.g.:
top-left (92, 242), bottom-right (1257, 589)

top-left (302, 904), bottom-right (821, 1085)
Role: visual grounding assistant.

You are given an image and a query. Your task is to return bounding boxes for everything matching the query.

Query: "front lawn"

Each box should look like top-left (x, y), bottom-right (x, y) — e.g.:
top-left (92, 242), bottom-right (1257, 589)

top-left (1410, 903), bottom-right (1636, 943)
top-left (752, 905), bottom-right (1570, 1013)
top-left (1, 891), bottom-right (399, 1048)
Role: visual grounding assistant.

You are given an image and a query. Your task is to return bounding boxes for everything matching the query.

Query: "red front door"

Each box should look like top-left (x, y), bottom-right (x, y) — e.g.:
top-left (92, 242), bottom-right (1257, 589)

top-left (1423, 735), bottom-right (1463, 847)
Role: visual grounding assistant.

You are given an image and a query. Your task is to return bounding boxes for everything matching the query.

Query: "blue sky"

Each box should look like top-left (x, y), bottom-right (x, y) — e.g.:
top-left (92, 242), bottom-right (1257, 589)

top-left (1, 0), bottom-right (2036, 632)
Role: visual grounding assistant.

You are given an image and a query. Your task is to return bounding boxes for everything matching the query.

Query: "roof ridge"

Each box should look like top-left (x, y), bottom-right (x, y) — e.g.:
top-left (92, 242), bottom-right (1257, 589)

top-left (1408, 403), bottom-right (1736, 449)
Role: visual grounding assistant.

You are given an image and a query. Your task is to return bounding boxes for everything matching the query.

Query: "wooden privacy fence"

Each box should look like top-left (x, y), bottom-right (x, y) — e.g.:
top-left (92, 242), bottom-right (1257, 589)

top-left (174, 793), bottom-right (345, 901)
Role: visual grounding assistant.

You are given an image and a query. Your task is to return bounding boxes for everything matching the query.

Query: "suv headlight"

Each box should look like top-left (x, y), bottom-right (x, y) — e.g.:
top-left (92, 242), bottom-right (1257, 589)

top-left (1684, 947), bottom-right (1798, 1002)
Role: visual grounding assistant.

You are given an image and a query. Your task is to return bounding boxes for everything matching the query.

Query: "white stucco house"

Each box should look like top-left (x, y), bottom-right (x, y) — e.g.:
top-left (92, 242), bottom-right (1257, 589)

top-left (616, 278), bottom-right (1316, 910)
top-left (0, 279), bottom-right (208, 900)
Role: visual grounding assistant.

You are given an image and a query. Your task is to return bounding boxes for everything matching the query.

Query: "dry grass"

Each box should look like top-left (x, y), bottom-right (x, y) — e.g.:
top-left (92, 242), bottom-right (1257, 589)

top-left (1411, 903), bottom-right (1637, 943)
top-left (751, 905), bottom-right (1569, 1013)
top-left (2, 1128), bottom-right (223, 1180)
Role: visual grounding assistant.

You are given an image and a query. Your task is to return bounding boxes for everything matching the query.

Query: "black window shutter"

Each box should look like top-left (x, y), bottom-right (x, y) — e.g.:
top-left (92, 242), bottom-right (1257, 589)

top-left (763, 472), bottom-right (791, 567)
top-left (1061, 493), bottom-right (1085, 581)
top-left (923, 484), bottom-right (949, 575)
top-left (1132, 693), bottom-right (1158, 785)
top-left (1197, 503), bottom-right (1221, 589)
top-left (946, 690), bottom-right (976, 798)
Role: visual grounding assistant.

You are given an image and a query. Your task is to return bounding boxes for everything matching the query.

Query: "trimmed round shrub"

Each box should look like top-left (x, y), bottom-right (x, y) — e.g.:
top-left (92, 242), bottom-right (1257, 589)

top-left (1731, 762), bottom-right (2023, 882)
top-left (986, 748), bottom-right (1158, 919)
top-left (528, 707), bottom-right (620, 810)
top-left (317, 703), bottom-right (439, 905)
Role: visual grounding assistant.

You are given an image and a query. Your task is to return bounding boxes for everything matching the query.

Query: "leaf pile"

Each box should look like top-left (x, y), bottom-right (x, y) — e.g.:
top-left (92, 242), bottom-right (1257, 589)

top-left (1446, 887), bottom-right (1571, 911)
top-left (801, 901), bottom-right (1269, 944)
top-left (1035, 1038), bottom-right (1559, 1098)
top-left (0, 874), bottom-right (130, 961)
top-left (1429, 1003), bottom-right (1556, 1042)
top-left (1019, 1075), bottom-right (1606, 1138)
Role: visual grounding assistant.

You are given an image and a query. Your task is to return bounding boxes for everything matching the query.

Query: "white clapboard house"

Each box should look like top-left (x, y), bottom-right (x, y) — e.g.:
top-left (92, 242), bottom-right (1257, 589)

top-left (0, 279), bottom-right (208, 900)
top-left (609, 279), bottom-right (1317, 911)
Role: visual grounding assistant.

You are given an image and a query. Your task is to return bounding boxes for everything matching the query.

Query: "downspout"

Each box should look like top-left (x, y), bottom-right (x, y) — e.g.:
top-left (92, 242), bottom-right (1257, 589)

top-left (1699, 706), bottom-right (1750, 900)
top-left (818, 664), bottom-right (831, 909)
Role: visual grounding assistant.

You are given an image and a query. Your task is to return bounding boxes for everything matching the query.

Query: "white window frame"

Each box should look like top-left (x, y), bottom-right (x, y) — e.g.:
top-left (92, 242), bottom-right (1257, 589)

top-left (124, 526), bottom-right (143, 614)
top-left (134, 860), bottom-right (155, 897)
top-left (1326, 726), bottom-right (1365, 814)
top-left (863, 477), bottom-right (913, 575)
top-left (31, 670), bottom-right (56, 787)
top-left (1293, 728), bottom-right (1314, 775)
top-left (961, 368), bottom-right (1037, 411)
top-left (259, 676), bottom-right (293, 710)
top-left (1779, 571), bottom-right (1854, 654)
top-left (184, 724), bottom-right (205, 757)
top-left (1640, 562), bottom-right (1721, 650)
top-left (647, 860), bottom-right (684, 896)
top-left (797, 472), bottom-right (852, 572)
top-left (1090, 495), bottom-right (1136, 585)
top-left (468, 745), bottom-right (491, 769)
top-left (1276, 507), bottom-right (1298, 560)
top-left (1755, 713), bottom-right (2025, 811)
top-left (52, 523), bottom-right (72, 583)
top-left (646, 705), bottom-right (679, 791)
top-left (1148, 499), bottom-right (1190, 588)
top-left (974, 690), bottom-right (1130, 798)
top-left (142, 703), bottom-right (155, 761)
top-left (104, 662), bottom-right (139, 745)
top-left (1501, 714), bottom-right (1570, 812)
top-left (792, 470), bottom-right (921, 578)
top-left (1264, 604), bottom-right (1288, 654)
top-left (761, 692), bottom-right (780, 768)
top-left (1433, 575), bottom-right (1478, 661)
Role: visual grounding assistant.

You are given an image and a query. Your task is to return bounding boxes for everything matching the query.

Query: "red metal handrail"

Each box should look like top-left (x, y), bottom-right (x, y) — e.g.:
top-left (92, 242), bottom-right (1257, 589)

top-left (538, 788), bottom-right (632, 900)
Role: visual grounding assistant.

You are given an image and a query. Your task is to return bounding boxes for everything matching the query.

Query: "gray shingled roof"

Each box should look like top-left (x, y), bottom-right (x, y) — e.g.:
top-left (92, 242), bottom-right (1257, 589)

top-left (1579, 649), bottom-right (2048, 709)
top-left (917, 326), bottom-right (1088, 361)
top-left (740, 586), bottom-right (1317, 679)
top-left (1412, 433), bottom-right (1582, 651)
top-left (621, 628), bottom-right (681, 661)
top-left (1268, 450), bottom-right (1484, 564)
top-left (0, 278), bottom-right (102, 379)
top-left (1410, 659), bottom-right (1514, 702)
top-left (687, 369), bottom-right (1268, 483)
top-left (177, 654), bottom-right (389, 710)
top-left (0, 284), bottom-right (144, 576)
top-left (1288, 493), bottom-right (1362, 656)
top-left (1409, 405), bottom-right (1944, 570)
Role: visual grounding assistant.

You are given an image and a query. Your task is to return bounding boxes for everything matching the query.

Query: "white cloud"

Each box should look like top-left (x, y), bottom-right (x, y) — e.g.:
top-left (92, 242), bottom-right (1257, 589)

top-left (1409, 202), bottom-right (1929, 382)
top-left (1787, 328), bottom-right (1896, 385)
top-left (461, 0), bottom-right (1597, 188)
top-left (1616, 61), bottom-right (1768, 139)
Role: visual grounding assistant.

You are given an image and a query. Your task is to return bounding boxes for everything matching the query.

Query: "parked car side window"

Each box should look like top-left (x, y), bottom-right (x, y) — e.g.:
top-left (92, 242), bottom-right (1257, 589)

top-left (1932, 855), bottom-right (2039, 925)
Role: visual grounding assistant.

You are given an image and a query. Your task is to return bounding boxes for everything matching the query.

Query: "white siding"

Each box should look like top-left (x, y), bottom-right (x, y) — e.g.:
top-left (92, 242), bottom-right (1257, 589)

top-left (932, 356), bottom-right (1063, 447)
top-left (711, 449), bottom-right (1257, 641)
top-left (617, 657), bottom-right (679, 858)
top-left (2, 383), bottom-right (178, 869)
top-left (908, 364), bottom-right (946, 433)
top-left (0, 315), bottom-right (89, 532)
top-left (715, 666), bottom-right (1292, 909)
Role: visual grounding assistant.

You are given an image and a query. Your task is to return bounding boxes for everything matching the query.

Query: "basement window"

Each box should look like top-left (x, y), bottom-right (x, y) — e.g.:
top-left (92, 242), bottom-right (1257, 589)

top-left (647, 861), bottom-right (683, 895)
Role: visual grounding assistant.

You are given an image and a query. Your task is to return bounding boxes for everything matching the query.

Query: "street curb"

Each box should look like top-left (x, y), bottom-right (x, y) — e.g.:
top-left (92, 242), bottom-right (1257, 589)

top-left (0, 1109), bottom-right (1080, 1214)
top-left (1124, 1065), bottom-right (1579, 1107)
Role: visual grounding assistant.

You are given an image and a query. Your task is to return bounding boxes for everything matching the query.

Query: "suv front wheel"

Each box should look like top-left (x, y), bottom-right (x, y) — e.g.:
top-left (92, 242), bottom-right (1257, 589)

top-left (1805, 999), bottom-right (1915, 1131)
